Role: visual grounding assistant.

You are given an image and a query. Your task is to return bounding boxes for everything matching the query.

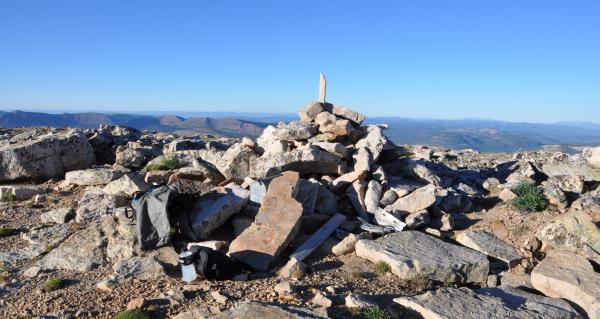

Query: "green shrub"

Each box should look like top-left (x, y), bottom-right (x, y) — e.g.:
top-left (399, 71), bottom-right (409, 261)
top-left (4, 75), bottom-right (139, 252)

top-left (113, 309), bottom-right (150, 319)
top-left (1, 192), bottom-right (17, 203)
top-left (374, 261), bottom-right (391, 274)
top-left (144, 158), bottom-right (181, 172)
top-left (42, 278), bottom-right (64, 292)
top-left (0, 227), bottom-right (17, 237)
top-left (362, 306), bottom-right (391, 319)
top-left (512, 183), bottom-right (547, 212)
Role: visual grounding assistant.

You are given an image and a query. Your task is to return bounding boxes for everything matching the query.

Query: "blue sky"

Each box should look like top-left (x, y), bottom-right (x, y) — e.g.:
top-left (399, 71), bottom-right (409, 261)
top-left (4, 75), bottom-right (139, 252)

top-left (1, 1), bottom-right (599, 122)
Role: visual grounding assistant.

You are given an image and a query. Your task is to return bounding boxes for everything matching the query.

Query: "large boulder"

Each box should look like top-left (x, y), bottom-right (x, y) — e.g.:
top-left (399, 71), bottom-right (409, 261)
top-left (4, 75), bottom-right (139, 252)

top-left (229, 171), bottom-right (304, 271)
top-left (355, 231), bottom-right (489, 284)
top-left (0, 131), bottom-right (95, 182)
top-left (394, 286), bottom-right (580, 319)
top-left (531, 249), bottom-right (600, 319)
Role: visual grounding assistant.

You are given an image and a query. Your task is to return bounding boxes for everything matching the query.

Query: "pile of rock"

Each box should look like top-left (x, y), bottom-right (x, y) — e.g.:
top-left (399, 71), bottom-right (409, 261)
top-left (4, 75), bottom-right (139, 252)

top-left (2, 94), bottom-right (600, 318)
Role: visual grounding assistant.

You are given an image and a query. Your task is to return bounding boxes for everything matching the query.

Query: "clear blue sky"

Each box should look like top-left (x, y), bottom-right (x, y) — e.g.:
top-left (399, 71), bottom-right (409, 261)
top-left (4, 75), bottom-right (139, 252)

top-left (1, 1), bottom-right (599, 122)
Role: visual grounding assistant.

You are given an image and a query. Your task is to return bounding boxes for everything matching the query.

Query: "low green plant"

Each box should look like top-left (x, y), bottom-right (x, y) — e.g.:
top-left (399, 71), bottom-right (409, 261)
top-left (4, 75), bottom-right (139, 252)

top-left (112, 309), bottom-right (150, 319)
top-left (374, 261), bottom-right (391, 274)
top-left (512, 183), bottom-right (547, 212)
top-left (144, 158), bottom-right (181, 172)
top-left (0, 227), bottom-right (17, 237)
top-left (1, 192), bottom-right (17, 203)
top-left (362, 306), bottom-right (391, 319)
top-left (42, 278), bottom-right (64, 292)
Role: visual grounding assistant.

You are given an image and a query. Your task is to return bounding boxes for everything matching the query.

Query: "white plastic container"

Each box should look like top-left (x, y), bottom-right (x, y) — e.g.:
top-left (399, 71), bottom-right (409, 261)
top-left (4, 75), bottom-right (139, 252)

top-left (179, 250), bottom-right (197, 283)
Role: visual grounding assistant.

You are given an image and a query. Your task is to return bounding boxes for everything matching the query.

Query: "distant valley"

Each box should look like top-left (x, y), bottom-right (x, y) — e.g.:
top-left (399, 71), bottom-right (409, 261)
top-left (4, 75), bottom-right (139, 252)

top-left (2, 109), bottom-right (600, 153)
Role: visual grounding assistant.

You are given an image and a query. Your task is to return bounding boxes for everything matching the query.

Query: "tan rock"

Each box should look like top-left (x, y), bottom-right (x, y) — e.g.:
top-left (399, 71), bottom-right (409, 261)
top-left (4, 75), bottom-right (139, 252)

top-left (385, 184), bottom-right (437, 215)
top-left (228, 172), bottom-right (303, 271)
top-left (531, 249), bottom-right (600, 319)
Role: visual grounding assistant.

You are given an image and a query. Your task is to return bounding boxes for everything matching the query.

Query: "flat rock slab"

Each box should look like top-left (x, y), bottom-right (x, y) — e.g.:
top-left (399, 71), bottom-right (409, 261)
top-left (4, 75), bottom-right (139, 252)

top-left (229, 171), bottom-right (303, 271)
top-left (65, 167), bottom-right (124, 186)
top-left (455, 230), bottom-right (522, 267)
top-left (209, 301), bottom-right (327, 319)
top-left (394, 286), bottom-right (581, 319)
top-left (355, 231), bottom-right (489, 284)
top-left (39, 223), bottom-right (107, 272)
top-left (190, 184), bottom-right (249, 239)
top-left (531, 249), bottom-right (600, 319)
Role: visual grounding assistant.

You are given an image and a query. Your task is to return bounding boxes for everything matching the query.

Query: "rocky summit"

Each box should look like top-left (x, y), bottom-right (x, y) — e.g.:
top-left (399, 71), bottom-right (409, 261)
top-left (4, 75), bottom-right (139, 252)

top-left (1, 100), bottom-right (600, 319)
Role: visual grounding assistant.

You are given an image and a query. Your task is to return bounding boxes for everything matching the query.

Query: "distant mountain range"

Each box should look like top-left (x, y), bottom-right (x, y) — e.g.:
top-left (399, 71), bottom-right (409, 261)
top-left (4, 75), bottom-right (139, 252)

top-left (2, 109), bottom-right (600, 152)
top-left (0, 110), bottom-right (267, 138)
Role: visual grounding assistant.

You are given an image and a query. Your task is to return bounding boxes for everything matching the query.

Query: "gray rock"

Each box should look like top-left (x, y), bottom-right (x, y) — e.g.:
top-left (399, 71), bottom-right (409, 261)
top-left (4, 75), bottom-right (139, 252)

top-left (311, 142), bottom-right (349, 159)
top-left (1, 186), bottom-right (46, 200)
top-left (272, 121), bottom-right (318, 141)
top-left (455, 230), bottom-right (522, 268)
top-left (252, 148), bottom-right (344, 178)
top-left (385, 184), bottom-right (437, 215)
top-left (39, 223), bottom-right (106, 272)
top-left (355, 231), bottom-right (489, 284)
top-left (0, 245), bottom-right (46, 263)
top-left (543, 184), bottom-right (568, 209)
top-left (249, 180), bottom-right (268, 205)
top-left (314, 184), bottom-right (338, 216)
top-left (500, 272), bottom-right (533, 289)
top-left (355, 126), bottom-right (386, 161)
top-left (394, 286), bottom-right (580, 319)
top-left (0, 131), bottom-right (95, 182)
top-left (103, 173), bottom-right (149, 196)
top-left (40, 207), bottom-right (74, 224)
top-left (379, 189), bottom-right (398, 207)
top-left (531, 249), bottom-right (600, 319)
top-left (76, 188), bottom-right (117, 223)
top-left (374, 209), bottom-right (406, 232)
top-left (364, 180), bottom-right (382, 214)
top-left (296, 179), bottom-right (320, 215)
top-left (208, 301), bottom-right (327, 319)
top-left (22, 223), bottom-right (72, 247)
top-left (115, 146), bottom-right (160, 170)
top-left (322, 103), bottom-right (366, 125)
top-left (547, 175), bottom-right (585, 193)
top-left (65, 167), bottom-right (124, 186)
top-left (190, 184), bottom-right (249, 239)
top-left (299, 101), bottom-right (324, 123)
top-left (404, 209), bottom-right (430, 229)
top-left (332, 233), bottom-right (370, 256)
top-left (536, 210), bottom-right (600, 264)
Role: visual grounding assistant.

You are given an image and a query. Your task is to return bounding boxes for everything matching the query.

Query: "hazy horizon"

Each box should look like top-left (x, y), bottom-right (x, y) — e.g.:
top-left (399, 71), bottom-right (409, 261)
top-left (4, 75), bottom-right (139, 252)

top-left (1, 1), bottom-right (599, 122)
top-left (3, 107), bottom-right (600, 126)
